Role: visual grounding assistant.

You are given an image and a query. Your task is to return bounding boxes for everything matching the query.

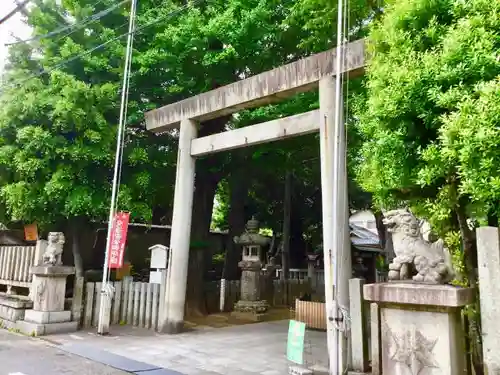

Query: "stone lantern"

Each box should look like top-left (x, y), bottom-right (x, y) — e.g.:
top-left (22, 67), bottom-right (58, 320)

top-left (232, 217), bottom-right (271, 321)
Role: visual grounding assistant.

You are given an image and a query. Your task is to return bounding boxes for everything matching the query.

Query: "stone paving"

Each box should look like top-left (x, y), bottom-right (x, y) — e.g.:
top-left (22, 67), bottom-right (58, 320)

top-left (48, 320), bottom-right (329, 375)
top-left (0, 329), bottom-right (127, 375)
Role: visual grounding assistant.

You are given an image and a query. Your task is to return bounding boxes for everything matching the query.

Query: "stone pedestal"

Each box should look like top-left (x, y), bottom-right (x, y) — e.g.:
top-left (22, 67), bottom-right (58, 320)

top-left (0, 294), bottom-right (32, 323)
top-left (364, 282), bottom-right (474, 375)
top-left (232, 260), bottom-right (269, 321)
top-left (17, 265), bottom-right (77, 336)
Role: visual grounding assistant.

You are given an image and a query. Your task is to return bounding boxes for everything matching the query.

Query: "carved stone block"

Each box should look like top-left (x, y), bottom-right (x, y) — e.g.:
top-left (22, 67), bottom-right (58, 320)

top-left (32, 274), bottom-right (66, 312)
top-left (381, 308), bottom-right (460, 375)
top-left (365, 282), bottom-right (474, 375)
top-left (30, 265), bottom-right (74, 312)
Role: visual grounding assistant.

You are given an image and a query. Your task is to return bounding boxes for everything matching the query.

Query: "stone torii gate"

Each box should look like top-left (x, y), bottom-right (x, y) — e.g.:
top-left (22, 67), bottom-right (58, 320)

top-left (144, 39), bottom-right (366, 335)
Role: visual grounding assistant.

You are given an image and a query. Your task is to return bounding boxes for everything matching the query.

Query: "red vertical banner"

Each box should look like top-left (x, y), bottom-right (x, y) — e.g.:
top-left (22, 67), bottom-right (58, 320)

top-left (108, 212), bottom-right (130, 269)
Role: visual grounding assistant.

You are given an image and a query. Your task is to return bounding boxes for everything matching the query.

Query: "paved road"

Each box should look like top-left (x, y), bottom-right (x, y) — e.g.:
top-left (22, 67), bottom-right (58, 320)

top-left (0, 330), bottom-right (129, 375)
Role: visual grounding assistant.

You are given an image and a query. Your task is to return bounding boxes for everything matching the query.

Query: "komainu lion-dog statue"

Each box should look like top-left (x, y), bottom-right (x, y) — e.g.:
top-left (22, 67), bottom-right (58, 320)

top-left (383, 209), bottom-right (455, 284)
top-left (42, 232), bottom-right (65, 266)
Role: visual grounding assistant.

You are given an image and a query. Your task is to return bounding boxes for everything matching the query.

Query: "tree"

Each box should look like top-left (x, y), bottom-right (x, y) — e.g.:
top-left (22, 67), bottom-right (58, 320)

top-left (354, 0), bottom-right (500, 372)
top-left (0, 0), bottom-right (178, 275)
top-left (0, 0), bottom-right (381, 312)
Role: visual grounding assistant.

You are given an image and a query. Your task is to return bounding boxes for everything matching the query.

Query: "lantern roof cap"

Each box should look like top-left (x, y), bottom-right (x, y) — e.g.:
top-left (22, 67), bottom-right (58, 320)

top-left (233, 217), bottom-right (270, 246)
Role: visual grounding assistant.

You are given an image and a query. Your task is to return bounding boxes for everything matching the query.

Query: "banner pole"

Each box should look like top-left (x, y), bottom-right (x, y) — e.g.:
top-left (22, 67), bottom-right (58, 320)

top-left (97, 0), bottom-right (137, 335)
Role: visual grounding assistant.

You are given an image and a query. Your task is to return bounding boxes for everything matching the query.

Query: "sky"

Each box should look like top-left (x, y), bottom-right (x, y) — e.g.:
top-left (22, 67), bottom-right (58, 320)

top-left (0, 0), bottom-right (32, 74)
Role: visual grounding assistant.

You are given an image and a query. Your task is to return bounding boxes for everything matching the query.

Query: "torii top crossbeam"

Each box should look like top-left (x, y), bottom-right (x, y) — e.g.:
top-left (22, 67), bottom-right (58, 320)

top-left (144, 39), bottom-right (365, 132)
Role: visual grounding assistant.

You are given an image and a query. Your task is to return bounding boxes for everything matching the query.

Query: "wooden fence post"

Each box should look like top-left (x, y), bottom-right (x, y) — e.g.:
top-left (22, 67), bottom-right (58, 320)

top-left (83, 282), bottom-right (95, 328)
top-left (72, 276), bottom-right (85, 326)
top-left (112, 281), bottom-right (122, 324)
top-left (145, 283), bottom-right (153, 329)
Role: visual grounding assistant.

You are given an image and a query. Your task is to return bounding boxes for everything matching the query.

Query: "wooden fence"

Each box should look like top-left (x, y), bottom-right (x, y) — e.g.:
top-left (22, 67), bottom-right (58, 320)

top-left (295, 300), bottom-right (326, 330)
top-left (83, 278), bottom-right (311, 330)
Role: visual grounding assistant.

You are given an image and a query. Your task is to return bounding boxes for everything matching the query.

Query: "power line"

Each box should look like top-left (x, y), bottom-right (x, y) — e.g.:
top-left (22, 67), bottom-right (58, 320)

top-left (13, 0), bottom-right (30, 18)
top-left (0, 0), bottom-right (30, 25)
top-left (0, 0), bottom-right (204, 92)
top-left (5, 0), bottom-right (130, 46)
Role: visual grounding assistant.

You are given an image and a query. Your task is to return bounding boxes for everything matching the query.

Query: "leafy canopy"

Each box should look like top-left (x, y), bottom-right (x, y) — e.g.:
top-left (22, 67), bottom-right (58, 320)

top-left (355, 0), bottom-right (500, 231)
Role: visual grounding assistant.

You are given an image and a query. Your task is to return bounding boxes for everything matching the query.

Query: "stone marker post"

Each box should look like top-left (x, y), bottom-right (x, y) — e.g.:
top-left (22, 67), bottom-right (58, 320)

top-left (149, 244), bottom-right (168, 331)
top-left (476, 226), bottom-right (500, 375)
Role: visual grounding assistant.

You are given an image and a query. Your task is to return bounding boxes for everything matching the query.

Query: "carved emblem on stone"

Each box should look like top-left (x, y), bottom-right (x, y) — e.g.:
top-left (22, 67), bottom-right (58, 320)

top-left (42, 232), bottom-right (65, 266)
top-left (32, 278), bottom-right (47, 307)
top-left (383, 209), bottom-right (455, 284)
top-left (386, 323), bottom-right (439, 375)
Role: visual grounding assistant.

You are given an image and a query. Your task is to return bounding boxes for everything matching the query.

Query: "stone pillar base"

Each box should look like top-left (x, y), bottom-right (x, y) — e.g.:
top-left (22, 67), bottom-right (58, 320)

top-left (17, 265), bottom-right (78, 336)
top-left (231, 300), bottom-right (269, 321)
top-left (0, 295), bottom-right (32, 323)
top-left (364, 282), bottom-right (475, 375)
top-left (17, 314), bottom-right (77, 336)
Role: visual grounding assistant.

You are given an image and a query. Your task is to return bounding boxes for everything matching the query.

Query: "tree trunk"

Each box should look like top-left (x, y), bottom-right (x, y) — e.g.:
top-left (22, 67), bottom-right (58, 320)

top-left (456, 204), bottom-right (477, 287)
top-left (69, 217), bottom-right (85, 326)
top-left (222, 171), bottom-right (249, 280)
top-left (281, 171), bottom-right (292, 281)
top-left (185, 117), bottom-right (228, 317)
top-left (456, 202), bottom-right (483, 375)
top-left (290, 212), bottom-right (306, 268)
top-left (185, 165), bottom-right (219, 318)
top-left (385, 232), bottom-right (395, 263)
top-left (487, 210), bottom-right (499, 227)
top-left (70, 217), bottom-right (84, 278)
top-left (374, 211), bottom-right (387, 248)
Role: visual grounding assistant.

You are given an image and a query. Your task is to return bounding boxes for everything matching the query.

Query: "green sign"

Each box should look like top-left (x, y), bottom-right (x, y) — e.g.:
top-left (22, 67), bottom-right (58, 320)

top-left (287, 319), bottom-right (306, 364)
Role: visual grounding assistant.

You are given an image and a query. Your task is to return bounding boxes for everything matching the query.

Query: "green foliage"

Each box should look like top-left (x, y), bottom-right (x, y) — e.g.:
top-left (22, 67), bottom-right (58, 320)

top-left (0, 0), bottom-right (316, 226)
top-left (355, 0), bottom-right (500, 231)
top-left (0, 0), bottom-right (381, 247)
top-left (0, 71), bottom-right (115, 223)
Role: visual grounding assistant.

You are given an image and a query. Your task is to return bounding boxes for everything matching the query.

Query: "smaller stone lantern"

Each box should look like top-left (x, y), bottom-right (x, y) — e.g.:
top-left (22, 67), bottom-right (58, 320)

top-left (232, 217), bottom-right (271, 321)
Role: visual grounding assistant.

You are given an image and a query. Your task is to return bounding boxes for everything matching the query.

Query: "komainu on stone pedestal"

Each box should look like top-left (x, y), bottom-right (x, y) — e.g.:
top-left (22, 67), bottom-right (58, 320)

top-left (383, 209), bottom-right (455, 284)
top-left (42, 232), bottom-right (65, 266)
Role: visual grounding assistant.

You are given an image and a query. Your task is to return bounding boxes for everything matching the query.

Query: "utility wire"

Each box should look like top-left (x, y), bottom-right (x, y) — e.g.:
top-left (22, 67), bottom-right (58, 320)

top-left (0, 0), bottom-right (204, 92)
top-left (0, 0), bottom-right (30, 25)
top-left (5, 0), bottom-right (130, 46)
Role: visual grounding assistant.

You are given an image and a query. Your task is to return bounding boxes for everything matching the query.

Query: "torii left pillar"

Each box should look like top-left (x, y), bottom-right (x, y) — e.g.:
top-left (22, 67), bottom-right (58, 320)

top-left (159, 118), bottom-right (197, 334)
